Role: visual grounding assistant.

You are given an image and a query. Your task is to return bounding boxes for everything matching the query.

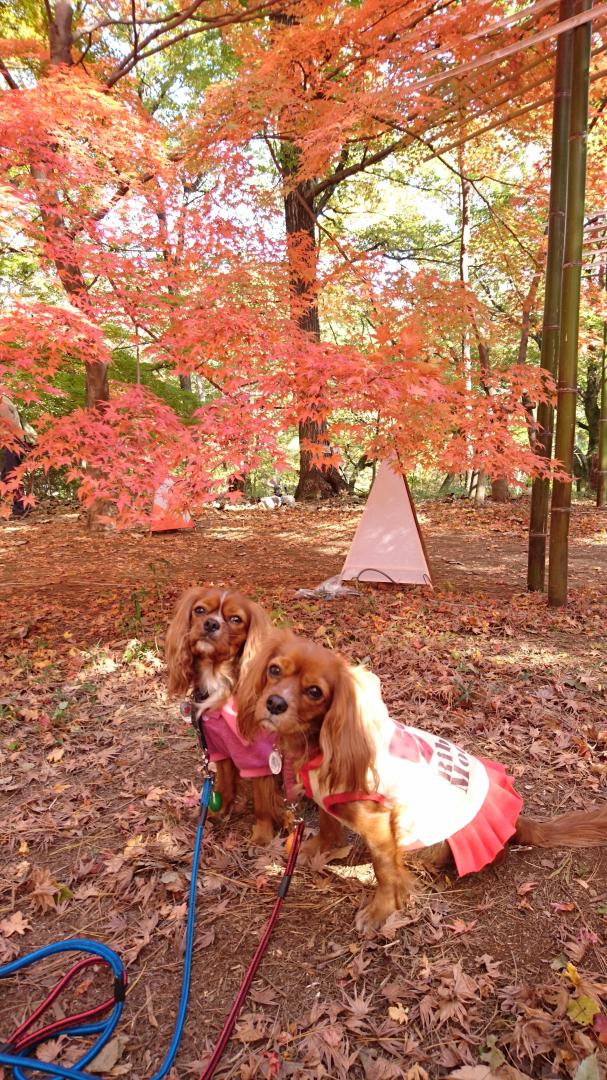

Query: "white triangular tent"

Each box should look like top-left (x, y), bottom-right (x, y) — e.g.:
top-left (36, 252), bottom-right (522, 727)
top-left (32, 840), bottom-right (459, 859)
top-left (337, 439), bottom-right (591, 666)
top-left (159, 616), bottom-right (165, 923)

top-left (340, 461), bottom-right (432, 586)
top-left (150, 478), bottom-right (194, 533)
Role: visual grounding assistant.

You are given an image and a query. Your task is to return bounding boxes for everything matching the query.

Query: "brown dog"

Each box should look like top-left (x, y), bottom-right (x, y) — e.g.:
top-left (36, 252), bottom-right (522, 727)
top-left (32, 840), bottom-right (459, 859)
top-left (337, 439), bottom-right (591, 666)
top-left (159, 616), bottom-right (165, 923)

top-left (165, 586), bottom-right (283, 844)
top-left (237, 629), bottom-right (607, 931)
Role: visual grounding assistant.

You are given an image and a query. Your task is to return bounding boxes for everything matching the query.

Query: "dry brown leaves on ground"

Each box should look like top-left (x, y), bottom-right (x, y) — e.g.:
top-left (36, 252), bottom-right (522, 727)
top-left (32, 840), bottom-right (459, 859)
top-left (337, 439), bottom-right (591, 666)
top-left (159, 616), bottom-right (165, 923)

top-left (0, 497), bottom-right (606, 1080)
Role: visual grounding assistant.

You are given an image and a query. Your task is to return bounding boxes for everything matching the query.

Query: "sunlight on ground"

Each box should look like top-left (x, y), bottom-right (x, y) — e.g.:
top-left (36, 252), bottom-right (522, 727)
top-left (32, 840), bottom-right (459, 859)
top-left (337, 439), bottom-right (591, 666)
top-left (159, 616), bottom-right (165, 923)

top-left (327, 862), bottom-right (376, 884)
top-left (489, 642), bottom-right (604, 671)
top-left (259, 857), bottom-right (376, 884)
top-left (578, 533), bottom-right (607, 547)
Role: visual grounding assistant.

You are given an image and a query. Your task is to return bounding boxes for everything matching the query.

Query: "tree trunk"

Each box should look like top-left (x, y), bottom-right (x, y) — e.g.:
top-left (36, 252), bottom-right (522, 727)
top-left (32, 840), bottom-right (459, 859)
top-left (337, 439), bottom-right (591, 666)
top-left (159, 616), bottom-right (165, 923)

top-left (491, 477), bottom-right (510, 502)
top-left (459, 150), bottom-right (473, 465)
top-left (439, 472), bottom-right (457, 495)
top-left (582, 352), bottom-right (601, 456)
top-left (517, 262), bottom-right (543, 454)
top-left (344, 454), bottom-right (374, 495)
top-left (228, 474), bottom-right (247, 494)
top-left (598, 305), bottom-right (607, 506)
top-left (45, 2), bottom-right (110, 414)
top-left (471, 469), bottom-right (487, 506)
top-left (155, 189), bottom-right (194, 399)
top-left (450, 153), bottom-right (473, 502)
top-left (522, 391), bottom-right (538, 449)
top-left (476, 339), bottom-right (509, 501)
top-left (49, 0), bottom-right (73, 65)
top-left (517, 265), bottom-right (542, 367)
top-left (283, 180), bottom-right (346, 500)
top-left (528, 0), bottom-right (574, 592)
top-left (85, 360), bottom-right (110, 408)
top-left (548, 0), bottom-right (592, 608)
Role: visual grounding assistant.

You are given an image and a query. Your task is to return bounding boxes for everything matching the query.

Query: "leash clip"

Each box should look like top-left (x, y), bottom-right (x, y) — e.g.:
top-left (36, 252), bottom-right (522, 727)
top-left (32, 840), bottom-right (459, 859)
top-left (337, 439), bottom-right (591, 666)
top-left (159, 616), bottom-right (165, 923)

top-left (284, 801), bottom-right (304, 831)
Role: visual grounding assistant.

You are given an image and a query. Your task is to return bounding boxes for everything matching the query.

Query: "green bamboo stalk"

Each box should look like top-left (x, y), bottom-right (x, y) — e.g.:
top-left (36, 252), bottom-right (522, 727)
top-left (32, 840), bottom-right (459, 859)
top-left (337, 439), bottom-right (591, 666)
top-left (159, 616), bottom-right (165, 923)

top-left (527, 0), bottom-right (574, 592)
top-left (548, 0), bottom-right (593, 607)
top-left (597, 301), bottom-right (607, 506)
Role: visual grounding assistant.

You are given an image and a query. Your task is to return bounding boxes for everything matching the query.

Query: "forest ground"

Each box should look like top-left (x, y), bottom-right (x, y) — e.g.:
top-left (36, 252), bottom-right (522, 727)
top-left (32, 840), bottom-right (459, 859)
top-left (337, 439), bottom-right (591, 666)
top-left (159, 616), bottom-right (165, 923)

top-left (1, 497), bottom-right (606, 1080)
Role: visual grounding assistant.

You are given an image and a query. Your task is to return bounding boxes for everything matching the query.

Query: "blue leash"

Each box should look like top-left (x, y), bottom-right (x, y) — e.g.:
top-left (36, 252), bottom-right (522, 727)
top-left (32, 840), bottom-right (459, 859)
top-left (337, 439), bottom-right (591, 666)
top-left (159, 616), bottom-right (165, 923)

top-left (0, 775), bottom-right (214, 1080)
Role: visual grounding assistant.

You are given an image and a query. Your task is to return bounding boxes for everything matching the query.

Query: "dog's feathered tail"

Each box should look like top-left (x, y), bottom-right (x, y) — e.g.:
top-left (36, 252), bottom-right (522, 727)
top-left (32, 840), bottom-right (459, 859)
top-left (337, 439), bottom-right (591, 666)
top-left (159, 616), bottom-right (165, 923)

top-left (515, 803), bottom-right (607, 848)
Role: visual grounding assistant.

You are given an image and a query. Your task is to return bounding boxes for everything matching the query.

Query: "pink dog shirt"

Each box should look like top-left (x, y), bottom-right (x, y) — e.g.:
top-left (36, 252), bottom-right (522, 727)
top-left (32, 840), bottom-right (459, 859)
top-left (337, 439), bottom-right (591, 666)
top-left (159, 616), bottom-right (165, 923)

top-left (200, 698), bottom-right (276, 779)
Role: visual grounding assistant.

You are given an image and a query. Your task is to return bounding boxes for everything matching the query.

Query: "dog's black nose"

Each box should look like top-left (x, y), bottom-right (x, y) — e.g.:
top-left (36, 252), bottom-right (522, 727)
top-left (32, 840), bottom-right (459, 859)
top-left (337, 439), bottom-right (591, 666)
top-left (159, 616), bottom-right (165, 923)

top-left (203, 617), bottom-right (221, 634)
top-left (266, 694), bottom-right (288, 715)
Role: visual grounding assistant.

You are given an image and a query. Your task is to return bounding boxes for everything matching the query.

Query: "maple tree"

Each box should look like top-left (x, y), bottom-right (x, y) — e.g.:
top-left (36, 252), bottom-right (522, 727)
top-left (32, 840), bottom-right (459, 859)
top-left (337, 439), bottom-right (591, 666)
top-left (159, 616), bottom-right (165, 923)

top-left (0, 0), bottom-right (605, 527)
top-left (191, 0), bottom-right (605, 502)
top-left (0, 6), bottom-right (279, 518)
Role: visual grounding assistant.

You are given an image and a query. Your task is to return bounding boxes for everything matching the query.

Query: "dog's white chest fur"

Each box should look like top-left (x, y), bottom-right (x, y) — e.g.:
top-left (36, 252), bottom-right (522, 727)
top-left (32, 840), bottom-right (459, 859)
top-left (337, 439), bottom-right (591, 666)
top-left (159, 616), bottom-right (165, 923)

top-left (194, 657), bottom-right (236, 712)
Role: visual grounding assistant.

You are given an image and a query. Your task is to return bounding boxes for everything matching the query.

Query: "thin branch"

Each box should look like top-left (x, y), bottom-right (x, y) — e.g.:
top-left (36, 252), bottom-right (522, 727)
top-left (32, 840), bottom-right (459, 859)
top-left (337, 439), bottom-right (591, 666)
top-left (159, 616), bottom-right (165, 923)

top-left (316, 146), bottom-right (351, 214)
top-left (76, 31), bottom-right (94, 66)
top-left (589, 94), bottom-right (607, 129)
top-left (131, 0), bottom-right (139, 65)
top-left (427, 61), bottom-right (607, 159)
top-left (0, 58), bottom-right (19, 90)
top-left (466, 0), bottom-right (559, 41)
top-left (310, 134), bottom-right (410, 200)
top-left (408, 1), bottom-right (607, 98)
top-left (106, 0), bottom-right (295, 87)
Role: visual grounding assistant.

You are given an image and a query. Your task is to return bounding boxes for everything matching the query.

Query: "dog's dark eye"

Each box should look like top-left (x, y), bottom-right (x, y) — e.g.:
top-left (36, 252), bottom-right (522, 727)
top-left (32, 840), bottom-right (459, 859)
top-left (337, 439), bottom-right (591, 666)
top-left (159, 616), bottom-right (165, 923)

top-left (305, 685), bottom-right (323, 700)
top-left (193, 606), bottom-right (206, 616)
top-left (268, 664), bottom-right (281, 678)
top-left (228, 615), bottom-right (243, 624)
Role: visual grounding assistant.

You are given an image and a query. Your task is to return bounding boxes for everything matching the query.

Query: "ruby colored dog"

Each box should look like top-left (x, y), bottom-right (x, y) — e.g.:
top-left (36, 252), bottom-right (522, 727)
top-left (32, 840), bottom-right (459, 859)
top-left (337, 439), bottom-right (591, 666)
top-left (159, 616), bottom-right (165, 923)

top-left (237, 630), bottom-right (607, 931)
top-left (165, 587), bottom-right (282, 844)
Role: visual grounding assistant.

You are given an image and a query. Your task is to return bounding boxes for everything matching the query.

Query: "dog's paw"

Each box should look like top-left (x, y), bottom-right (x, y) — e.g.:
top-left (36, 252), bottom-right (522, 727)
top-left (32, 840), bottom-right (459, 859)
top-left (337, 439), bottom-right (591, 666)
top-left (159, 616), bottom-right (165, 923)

top-left (355, 896), bottom-right (396, 935)
top-left (250, 820), bottom-right (274, 846)
top-left (355, 874), bottom-right (415, 935)
top-left (300, 833), bottom-right (324, 859)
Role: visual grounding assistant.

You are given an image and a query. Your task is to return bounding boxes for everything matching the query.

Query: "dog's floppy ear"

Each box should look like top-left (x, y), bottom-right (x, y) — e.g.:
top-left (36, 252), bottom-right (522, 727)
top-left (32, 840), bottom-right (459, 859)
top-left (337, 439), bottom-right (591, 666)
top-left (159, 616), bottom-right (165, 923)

top-left (319, 661), bottom-right (379, 795)
top-left (236, 628), bottom-right (291, 742)
top-left (239, 599), bottom-right (272, 676)
top-left (165, 588), bottom-right (198, 697)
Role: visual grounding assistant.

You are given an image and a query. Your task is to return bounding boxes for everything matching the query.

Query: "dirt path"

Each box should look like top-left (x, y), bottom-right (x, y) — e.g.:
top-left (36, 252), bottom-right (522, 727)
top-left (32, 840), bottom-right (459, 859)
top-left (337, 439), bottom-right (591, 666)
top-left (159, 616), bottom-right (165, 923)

top-left (1, 499), bottom-right (606, 1080)
top-left (2, 499), bottom-right (604, 598)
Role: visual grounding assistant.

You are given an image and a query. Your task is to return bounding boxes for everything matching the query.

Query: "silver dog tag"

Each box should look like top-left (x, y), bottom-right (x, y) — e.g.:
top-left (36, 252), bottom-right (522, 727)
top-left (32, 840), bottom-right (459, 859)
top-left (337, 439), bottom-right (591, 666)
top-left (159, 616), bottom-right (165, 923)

top-left (268, 749), bottom-right (283, 775)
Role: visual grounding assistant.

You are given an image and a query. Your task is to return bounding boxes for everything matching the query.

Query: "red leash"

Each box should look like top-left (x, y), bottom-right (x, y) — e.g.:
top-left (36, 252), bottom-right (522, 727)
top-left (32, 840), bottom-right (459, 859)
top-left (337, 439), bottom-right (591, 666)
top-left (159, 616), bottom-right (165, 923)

top-left (198, 818), bottom-right (305, 1080)
top-left (2, 760), bottom-right (302, 1080)
top-left (5, 955), bottom-right (120, 1053)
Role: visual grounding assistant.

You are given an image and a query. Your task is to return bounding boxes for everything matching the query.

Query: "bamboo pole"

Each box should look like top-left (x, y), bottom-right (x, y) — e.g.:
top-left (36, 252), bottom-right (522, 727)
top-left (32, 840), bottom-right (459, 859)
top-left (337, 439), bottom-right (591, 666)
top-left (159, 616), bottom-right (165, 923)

top-left (424, 59), bottom-right (607, 162)
top-left (548, 0), bottom-right (593, 607)
top-left (466, 0), bottom-right (560, 40)
top-left (527, 0), bottom-right (574, 592)
top-left (408, 1), bottom-right (606, 99)
top-left (362, 36), bottom-right (607, 187)
top-left (598, 285), bottom-right (607, 506)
